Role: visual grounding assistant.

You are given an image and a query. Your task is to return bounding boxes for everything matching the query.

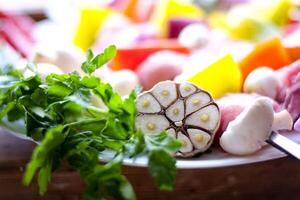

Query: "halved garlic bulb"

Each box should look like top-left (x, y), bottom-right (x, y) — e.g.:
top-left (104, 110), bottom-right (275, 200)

top-left (135, 81), bottom-right (221, 157)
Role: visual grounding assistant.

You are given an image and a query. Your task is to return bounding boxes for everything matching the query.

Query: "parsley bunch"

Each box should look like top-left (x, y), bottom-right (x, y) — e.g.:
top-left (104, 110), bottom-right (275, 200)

top-left (0, 45), bottom-right (181, 200)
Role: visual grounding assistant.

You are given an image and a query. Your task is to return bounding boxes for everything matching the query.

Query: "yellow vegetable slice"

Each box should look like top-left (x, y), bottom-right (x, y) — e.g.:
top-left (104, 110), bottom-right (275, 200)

top-left (150, 0), bottom-right (204, 37)
top-left (188, 55), bottom-right (242, 99)
top-left (73, 7), bottom-right (114, 51)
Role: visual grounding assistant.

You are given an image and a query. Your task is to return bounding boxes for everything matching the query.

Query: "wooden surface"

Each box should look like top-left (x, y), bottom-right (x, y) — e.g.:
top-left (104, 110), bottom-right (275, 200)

top-left (1, 130), bottom-right (300, 200)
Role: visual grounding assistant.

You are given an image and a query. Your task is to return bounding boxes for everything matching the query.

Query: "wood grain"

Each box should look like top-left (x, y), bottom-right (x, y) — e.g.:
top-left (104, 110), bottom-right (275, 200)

top-left (0, 130), bottom-right (300, 200)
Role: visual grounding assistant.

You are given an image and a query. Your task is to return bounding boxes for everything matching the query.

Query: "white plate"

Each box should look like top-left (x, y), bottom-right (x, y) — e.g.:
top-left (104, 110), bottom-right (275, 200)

top-left (101, 131), bottom-right (300, 169)
top-left (3, 120), bottom-right (300, 169)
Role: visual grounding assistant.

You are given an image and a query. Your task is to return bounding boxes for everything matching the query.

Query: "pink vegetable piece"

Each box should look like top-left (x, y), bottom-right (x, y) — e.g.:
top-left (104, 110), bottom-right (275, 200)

top-left (168, 17), bottom-right (200, 38)
top-left (95, 22), bottom-right (157, 50)
top-left (282, 75), bottom-right (300, 121)
top-left (0, 11), bottom-right (35, 58)
top-left (0, 11), bottom-right (35, 42)
top-left (215, 94), bottom-right (256, 143)
top-left (277, 60), bottom-right (300, 121)
top-left (294, 117), bottom-right (300, 132)
top-left (136, 50), bottom-right (186, 90)
top-left (276, 59), bottom-right (300, 89)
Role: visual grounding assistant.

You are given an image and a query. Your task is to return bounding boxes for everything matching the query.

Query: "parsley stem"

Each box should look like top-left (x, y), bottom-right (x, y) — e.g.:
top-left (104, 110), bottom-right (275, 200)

top-left (64, 118), bottom-right (106, 128)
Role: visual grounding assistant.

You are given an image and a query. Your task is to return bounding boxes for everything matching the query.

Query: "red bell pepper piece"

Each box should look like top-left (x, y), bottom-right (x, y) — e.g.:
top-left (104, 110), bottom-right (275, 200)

top-left (110, 39), bottom-right (189, 71)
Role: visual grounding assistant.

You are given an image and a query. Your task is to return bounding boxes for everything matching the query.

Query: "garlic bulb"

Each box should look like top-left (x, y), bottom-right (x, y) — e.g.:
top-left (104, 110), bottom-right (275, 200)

top-left (135, 81), bottom-right (221, 157)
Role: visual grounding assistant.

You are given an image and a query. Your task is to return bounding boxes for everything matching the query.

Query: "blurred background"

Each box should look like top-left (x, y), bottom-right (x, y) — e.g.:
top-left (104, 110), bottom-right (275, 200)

top-left (0, 0), bottom-right (300, 96)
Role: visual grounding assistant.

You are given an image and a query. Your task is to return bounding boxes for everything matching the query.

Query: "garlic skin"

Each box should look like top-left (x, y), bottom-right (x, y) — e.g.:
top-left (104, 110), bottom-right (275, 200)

top-left (30, 44), bottom-right (84, 73)
top-left (220, 98), bottom-right (274, 155)
top-left (135, 81), bottom-right (221, 157)
top-left (243, 67), bottom-right (281, 99)
top-left (178, 23), bottom-right (210, 50)
top-left (105, 69), bottom-right (139, 97)
top-left (24, 63), bottom-right (63, 80)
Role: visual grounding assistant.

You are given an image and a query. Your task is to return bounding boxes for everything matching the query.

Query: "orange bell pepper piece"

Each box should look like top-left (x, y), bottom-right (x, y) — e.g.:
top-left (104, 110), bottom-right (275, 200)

top-left (110, 40), bottom-right (189, 71)
top-left (240, 37), bottom-right (292, 80)
top-left (283, 28), bottom-right (300, 61)
top-left (123, 0), bottom-right (139, 22)
top-left (285, 47), bottom-right (300, 61)
top-left (122, 0), bottom-right (155, 22)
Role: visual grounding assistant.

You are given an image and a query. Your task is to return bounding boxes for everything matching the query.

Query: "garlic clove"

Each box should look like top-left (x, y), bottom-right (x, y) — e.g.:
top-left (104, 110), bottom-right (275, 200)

top-left (166, 99), bottom-right (185, 122)
top-left (177, 132), bottom-right (193, 153)
top-left (185, 104), bottom-right (220, 131)
top-left (179, 82), bottom-right (197, 97)
top-left (243, 67), bottom-right (280, 99)
top-left (185, 92), bottom-right (212, 115)
top-left (135, 114), bottom-right (170, 135)
top-left (151, 81), bottom-right (177, 107)
top-left (187, 129), bottom-right (211, 150)
top-left (136, 93), bottom-right (162, 113)
top-left (107, 69), bottom-right (139, 97)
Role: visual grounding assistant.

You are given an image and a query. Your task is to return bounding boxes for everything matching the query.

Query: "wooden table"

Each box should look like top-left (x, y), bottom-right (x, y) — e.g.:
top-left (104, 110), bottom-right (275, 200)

top-left (1, 130), bottom-right (300, 200)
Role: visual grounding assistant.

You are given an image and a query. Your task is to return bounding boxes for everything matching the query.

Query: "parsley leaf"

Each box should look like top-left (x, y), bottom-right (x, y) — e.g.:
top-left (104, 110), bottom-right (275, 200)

top-left (81, 45), bottom-right (117, 75)
top-left (148, 149), bottom-right (177, 191)
top-left (23, 125), bottom-right (65, 195)
top-left (145, 132), bottom-right (181, 190)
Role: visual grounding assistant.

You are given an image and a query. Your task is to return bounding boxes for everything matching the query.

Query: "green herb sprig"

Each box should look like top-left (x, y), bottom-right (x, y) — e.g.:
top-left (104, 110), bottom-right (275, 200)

top-left (0, 45), bottom-right (181, 200)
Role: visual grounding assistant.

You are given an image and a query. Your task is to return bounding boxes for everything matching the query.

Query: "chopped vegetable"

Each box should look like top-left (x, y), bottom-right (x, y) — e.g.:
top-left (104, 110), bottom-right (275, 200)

top-left (178, 23), bottom-right (209, 50)
top-left (136, 50), bottom-right (185, 90)
top-left (243, 67), bottom-right (281, 99)
top-left (285, 46), bottom-right (300, 62)
top-left (215, 93), bottom-right (257, 144)
top-left (240, 37), bottom-right (291, 80)
top-left (277, 59), bottom-right (300, 89)
top-left (282, 80), bottom-right (300, 121)
top-left (0, 11), bottom-right (35, 58)
top-left (110, 40), bottom-right (189, 71)
top-left (106, 69), bottom-right (139, 96)
top-left (168, 18), bottom-right (200, 39)
top-left (122, 0), bottom-right (154, 22)
top-left (262, 0), bottom-right (292, 26)
top-left (74, 8), bottom-right (115, 51)
top-left (188, 54), bottom-right (242, 99)
top-left (0, 46), bottom-right (181, 200)
top-left (135, 81), bottom-right (220, 157)
top-left (294, 117), bottom-right (300, 132)
top-left (283, 28), bottom-right (300, 61)
top-left (122, 0), bottom-right (140, 22)
top-left (150, 0), bottom-right (204, 37)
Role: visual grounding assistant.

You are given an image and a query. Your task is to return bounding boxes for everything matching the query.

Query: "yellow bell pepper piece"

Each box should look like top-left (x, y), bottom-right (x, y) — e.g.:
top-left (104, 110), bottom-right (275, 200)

top-left (150, 0), bottom-right (204, 37)
top-left (261, 0), bottom-right (292, 26)
top-left (188, 55), bottom-right (242, 99)
top-left (73, 7), bottom-right (114, 51)
top-left (210, 2), bottom-right (288, 41)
